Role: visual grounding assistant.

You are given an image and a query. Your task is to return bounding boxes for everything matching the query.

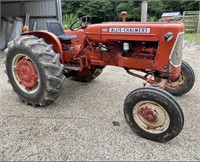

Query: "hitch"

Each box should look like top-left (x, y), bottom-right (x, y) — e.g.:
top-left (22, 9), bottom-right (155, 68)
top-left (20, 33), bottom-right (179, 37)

top-left (126, 69), bottom-right (168, 89)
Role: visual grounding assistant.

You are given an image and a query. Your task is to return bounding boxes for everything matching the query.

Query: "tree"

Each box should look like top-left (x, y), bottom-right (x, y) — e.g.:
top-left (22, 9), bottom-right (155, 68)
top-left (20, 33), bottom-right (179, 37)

top-left (77, 0), bottom-right (114, 23)
top-left (61, 0), bottom-right (200, 23)
top-left (162, 0), bottom-right (180, 13)
top-left (162, 0), bottom-right (200, 14)
top-left (62, 1), bottom-right (80, 15)
top-left (116, 0), bottom-right (141, 21)
top-left (179, 0), bottom-right (200, 13)
top-left (148, 0), bottom-right (164, 19)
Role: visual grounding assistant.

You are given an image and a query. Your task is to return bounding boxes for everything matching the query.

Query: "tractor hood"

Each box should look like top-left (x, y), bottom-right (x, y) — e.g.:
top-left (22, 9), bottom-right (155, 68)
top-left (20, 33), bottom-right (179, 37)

top-left (85, 22), bottom-right (184, 43)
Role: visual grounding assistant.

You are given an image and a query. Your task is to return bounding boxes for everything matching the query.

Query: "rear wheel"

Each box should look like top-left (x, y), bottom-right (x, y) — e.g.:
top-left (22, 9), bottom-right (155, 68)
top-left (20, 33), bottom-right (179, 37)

top-left (124, 87), bottom-right (184, 142)
top-left (165, 61), bottom-right (195, 96)
top-left (5, 35), bottom-right (65, 106)
top-left (71, 66), bottom-right (104, 82)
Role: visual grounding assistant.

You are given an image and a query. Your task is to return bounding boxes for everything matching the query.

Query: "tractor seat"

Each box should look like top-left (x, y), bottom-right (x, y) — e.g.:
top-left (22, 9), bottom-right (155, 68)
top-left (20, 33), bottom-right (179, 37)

top-left (46, 21), bottom-right (77, 41)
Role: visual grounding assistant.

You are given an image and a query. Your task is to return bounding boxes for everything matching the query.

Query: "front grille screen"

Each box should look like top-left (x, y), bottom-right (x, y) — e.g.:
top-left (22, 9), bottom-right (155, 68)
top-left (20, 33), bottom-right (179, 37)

top-left (170, 32), bottom-right (184, 67)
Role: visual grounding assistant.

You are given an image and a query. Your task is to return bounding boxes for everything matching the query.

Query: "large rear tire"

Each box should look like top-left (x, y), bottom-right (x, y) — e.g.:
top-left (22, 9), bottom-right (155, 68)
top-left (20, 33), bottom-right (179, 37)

top-left (4, 35), bottom-right (65, 106)
top-left (165, 61), bottom-right (195, 96)
top-left (124, 87), bottom-right (184, 142)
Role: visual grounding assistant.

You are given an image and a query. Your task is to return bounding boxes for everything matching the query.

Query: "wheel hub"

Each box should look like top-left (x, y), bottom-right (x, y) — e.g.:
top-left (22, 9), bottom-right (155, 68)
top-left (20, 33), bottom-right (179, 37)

top-left (167, 72), bottom-right (185, 89)
top-left (138, 107), bottom-right (158, 123)
top-left (15, 57), bottom-right (38, 88)
top-left (133, 101), bottom-right (170, 134)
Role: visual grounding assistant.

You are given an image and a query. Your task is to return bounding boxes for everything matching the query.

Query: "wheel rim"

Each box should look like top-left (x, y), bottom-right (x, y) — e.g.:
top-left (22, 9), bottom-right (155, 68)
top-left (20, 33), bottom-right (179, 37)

top-left (133, 100), bottom-right (170, 134)
top-left (166, 71), bottom-right (185, 90)
top-left (12, 53), bottom-right (40, 94)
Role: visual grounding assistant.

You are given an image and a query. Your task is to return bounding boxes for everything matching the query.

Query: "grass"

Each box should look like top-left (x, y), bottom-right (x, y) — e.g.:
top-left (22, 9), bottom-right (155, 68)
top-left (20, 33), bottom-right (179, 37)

top-left (184, 33), bottom-right (200, 44)
top-left (62, 13), bottom-right (80, 30)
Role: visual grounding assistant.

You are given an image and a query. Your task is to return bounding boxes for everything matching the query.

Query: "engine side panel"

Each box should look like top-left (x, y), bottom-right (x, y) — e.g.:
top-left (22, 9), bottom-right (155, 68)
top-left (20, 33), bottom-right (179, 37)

top-left (84, 22), bottom-right (184, 71)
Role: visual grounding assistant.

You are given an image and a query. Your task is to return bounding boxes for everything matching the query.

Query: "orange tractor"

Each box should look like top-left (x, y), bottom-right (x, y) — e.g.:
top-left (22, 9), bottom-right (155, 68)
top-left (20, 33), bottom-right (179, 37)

top-left (4, 13), bottom-right (195, 142)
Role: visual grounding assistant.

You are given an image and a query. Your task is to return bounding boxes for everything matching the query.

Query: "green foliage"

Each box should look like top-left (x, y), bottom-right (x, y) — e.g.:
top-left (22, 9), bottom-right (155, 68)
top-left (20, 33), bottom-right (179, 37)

top-left (179, 0), bottom-right (200, 13)
top-left (76, 0), bottom-right (114, 23)
top-left (62, 13), bottom-right (79, 29)
top-left (131, 7), bottom-right (142, 21)
top-left (62, 1), bottom-right (87, 15)
top-left (116, 2), bottom-right (128, 14)
top-left (116, 1), bottom-right (141, 21)
top-left (185, 33), bottom-right (200, 44)
top-left (61, 0), bottom-right (200, 23)
top-left (148, 0), bottom-right (164, 19)
top-left (162, 0), bottom-right (200, 13)
top-left (147, 16), bottom-right (157, 22)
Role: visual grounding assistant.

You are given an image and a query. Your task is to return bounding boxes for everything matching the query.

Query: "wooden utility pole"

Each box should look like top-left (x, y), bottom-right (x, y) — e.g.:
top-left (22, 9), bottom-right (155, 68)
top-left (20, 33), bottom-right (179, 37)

top-left (198, 3), bottom-right (200, 33)
top-left (0, 0), bottom-right (1, 28)
top-left (198, 12), bottom-right (200, 33)
top-left (141, 0), bottom-right (148, 22)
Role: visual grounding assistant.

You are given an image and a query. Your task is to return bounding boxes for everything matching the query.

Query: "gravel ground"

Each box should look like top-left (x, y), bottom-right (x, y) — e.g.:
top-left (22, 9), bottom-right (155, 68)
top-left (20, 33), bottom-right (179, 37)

top-left (0, 42), bottom-right (200, 161)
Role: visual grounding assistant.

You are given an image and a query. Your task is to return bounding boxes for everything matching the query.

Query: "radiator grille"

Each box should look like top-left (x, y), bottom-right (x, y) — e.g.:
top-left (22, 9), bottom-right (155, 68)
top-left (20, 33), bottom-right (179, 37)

top-left (169, 32), bottom-right (184, 67)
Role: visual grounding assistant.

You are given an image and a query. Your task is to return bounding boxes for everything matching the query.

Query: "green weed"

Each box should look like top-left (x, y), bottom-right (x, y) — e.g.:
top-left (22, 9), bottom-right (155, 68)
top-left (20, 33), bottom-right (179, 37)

top-left (184, 33), bottom-right (200, 44)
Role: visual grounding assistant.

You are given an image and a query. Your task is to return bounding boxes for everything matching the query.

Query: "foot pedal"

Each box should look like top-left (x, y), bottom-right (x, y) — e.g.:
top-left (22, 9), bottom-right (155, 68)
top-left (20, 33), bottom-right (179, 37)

top-left (64, 64), bottom-right (80, 71)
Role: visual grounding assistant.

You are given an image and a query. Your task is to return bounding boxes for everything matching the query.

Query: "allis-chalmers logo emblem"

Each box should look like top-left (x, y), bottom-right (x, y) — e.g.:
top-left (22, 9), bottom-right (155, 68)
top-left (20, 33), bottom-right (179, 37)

top-left (102, 28), bottom-right (151, 33)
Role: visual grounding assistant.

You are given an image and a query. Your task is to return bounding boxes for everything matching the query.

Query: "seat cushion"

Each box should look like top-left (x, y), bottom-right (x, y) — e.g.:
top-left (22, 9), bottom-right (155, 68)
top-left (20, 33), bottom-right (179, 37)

top-left (57, 34), bottom-right (77, 41)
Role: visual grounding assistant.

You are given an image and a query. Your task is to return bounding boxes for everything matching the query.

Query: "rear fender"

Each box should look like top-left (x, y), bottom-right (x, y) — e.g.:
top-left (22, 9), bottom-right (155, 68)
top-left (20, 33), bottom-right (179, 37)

top-left (22, 31), bottom-right (64, 62)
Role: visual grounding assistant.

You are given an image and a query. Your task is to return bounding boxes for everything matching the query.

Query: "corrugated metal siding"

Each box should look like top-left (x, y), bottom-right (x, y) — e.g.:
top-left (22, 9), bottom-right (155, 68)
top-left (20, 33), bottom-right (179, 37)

top-left (25, 0), bottom-right (56, 16)
top-left (1, 2), bottom-right (21, 17)
top-left (1, 0), bottom-right (61, 30)
top-left (29, 18), bottom-right (57, 30)
top-left (26, 0), bottom-right (58, 30)
top-left (1, 0), bottom-right (57, 17)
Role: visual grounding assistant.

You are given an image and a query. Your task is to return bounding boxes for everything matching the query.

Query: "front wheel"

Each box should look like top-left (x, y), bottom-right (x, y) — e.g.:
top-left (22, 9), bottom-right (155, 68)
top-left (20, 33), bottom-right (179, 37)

top-left (124, 87), bottom-right (184, 142)
top-left (165, 61), bottom-right (195, 96)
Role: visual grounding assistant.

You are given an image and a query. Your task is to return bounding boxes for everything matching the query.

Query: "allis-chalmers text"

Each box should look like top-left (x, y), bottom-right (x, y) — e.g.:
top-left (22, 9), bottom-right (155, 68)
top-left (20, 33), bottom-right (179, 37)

top-left (108, 28), bottom-right (151, 33)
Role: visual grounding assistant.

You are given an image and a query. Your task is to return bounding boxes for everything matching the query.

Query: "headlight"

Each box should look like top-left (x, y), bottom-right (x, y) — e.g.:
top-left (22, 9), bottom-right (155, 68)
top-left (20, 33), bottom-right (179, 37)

top-left (165, 32), bottom-right (174, 42)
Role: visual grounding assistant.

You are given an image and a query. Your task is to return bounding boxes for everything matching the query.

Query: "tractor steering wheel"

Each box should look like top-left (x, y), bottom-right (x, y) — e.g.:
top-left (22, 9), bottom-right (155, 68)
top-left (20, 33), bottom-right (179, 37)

top-left (70, 15), bottom-right (92, 31)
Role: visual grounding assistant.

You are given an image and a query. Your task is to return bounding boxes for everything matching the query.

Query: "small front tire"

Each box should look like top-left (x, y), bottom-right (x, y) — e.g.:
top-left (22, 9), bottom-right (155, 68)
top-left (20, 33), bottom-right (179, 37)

top-left (124, 87), bottom-right (184, 142)
top-left (165, 61), bottom-right (195, 96)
